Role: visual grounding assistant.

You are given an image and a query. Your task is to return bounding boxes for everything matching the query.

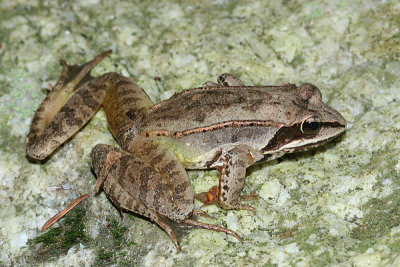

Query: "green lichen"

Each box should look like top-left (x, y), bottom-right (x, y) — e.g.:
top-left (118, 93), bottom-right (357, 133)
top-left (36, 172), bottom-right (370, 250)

top-left (309, 250), bottom-right (334, 267)
top-left (262, 262), bottom-right (277, 267)
top-left (0, 118), bottom-right (23, 154)
top-left (351, 186), bottom-right (400, 252)
top-left (388, 236), bottom-right (400, 255)
top-left (288, 189), bottom-right (301, 201)
top-left (290, 51), bottom-right (305, 68)
top-left (293, 226), bottom-right (319, 252)
top-left (0, 79), bottom-right (11, 99)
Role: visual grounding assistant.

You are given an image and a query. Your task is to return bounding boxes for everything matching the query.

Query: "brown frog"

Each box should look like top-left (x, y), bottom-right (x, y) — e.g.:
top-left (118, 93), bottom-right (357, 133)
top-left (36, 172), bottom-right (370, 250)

top-left (26, 51), bottom-right (346, 249)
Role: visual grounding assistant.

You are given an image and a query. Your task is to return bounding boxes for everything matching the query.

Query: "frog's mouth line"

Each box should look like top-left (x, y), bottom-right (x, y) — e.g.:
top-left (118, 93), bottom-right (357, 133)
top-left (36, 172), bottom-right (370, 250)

top-left (261, 121), bottom-right (345, 154)
top-left (256, 128), bottom-right (344, 164)
top-left (280, 133), bottom-right (344, 153)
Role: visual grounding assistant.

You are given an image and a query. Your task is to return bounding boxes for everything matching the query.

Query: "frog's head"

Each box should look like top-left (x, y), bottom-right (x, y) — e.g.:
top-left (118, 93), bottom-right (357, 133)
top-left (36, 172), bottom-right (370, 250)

top-left (262, 83), bottom-right (346, 155)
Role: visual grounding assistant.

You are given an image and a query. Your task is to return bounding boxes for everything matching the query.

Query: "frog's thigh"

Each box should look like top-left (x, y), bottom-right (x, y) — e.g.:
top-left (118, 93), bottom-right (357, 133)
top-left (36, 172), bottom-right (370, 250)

top-left (217, 144), bottom-right (262, 210)
top-left (94, 139), bottom-right (194, 222)
top-left (91, 143), bottom-right (193, 248)
top-left (127, 136), bottom-right (195, 219)
top-left (106, 179), bottom-right (181, 248)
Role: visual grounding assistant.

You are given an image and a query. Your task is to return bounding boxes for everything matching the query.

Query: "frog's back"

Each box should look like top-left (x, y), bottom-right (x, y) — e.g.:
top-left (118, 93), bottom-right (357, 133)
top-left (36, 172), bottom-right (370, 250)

top-left (141, 85), bottom-right (308, 134)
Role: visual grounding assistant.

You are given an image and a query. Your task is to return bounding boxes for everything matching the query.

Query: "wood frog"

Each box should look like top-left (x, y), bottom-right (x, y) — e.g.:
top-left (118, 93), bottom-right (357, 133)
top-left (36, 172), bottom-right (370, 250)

top-left (26, 51), bottom-right (346, 249)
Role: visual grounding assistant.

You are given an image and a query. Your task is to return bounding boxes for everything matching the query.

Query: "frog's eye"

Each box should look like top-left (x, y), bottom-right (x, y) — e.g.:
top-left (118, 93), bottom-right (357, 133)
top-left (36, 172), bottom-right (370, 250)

top-left (300, 116), bottom-right (322, 136)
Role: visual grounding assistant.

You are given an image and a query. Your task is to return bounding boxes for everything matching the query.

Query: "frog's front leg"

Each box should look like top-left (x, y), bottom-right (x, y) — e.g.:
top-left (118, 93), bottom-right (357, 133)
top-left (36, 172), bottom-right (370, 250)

top-left (199, 144), bottom-right (263, 212)
top-left (92, 139), bottom-right (241, 250)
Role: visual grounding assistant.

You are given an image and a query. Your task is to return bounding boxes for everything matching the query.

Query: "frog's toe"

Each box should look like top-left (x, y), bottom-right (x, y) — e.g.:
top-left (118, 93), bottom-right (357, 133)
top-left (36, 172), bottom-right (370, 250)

top-left (217, 73), bottom-right (244, 86)
top-left (203, 81), bottom-right (221, 87)
top-left (192, 209), bottom-right (210, 218)
top-left (183, 216), bottom-right (242, 241)
top-left (221, 201), bottom-right (256, 215)
top-left (238, 192), bottom-right (258, 201)
top-left (158, 213), bottom-right (242, 247)
top-left (195, 186), bottom-right (257, 214)
top-left (194, 185), bottom-right (219, 206)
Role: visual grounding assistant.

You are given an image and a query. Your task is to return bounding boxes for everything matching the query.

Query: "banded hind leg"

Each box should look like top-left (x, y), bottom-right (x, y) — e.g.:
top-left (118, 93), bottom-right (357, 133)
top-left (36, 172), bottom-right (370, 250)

top-left (26, 51), bottom-right (241, 249)
top-left (26, 50), bottom-right (153, 160)
top-left (26, 51), bottom-right (114, 160)
top-left (91, 140), bottom-right (241, 250)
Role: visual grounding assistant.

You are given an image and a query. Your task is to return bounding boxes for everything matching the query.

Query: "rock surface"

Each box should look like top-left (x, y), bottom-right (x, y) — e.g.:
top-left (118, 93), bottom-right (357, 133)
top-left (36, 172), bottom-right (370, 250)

top-left (1, 0), bottom-right (400, 266)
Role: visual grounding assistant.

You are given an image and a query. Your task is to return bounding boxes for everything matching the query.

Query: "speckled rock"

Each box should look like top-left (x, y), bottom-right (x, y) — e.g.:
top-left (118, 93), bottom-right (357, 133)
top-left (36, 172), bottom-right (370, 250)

top-left (1, 0), bottom-right (400, 266)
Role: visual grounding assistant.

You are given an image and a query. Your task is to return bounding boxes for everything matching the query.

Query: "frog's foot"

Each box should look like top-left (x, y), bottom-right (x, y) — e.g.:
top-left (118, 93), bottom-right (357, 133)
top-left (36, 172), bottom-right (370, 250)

top-left (157, 213), bottom-right (241, 250)
top-left (239, 192), bottom-right (258, 201)
top-left (219, 200), bottom-right (256, 215)
top-left (183, 216), bottom-right (241, 241)
top-left (107, 200), bottom-right (240, 251)
top-left (192, 209), bottom-right (210, 218)
top-left (204, 73), bottom-right (245, 87)
top-left (26, 50), bottom-right (112, 160)
top-left (195, 185), bottom-right (219, 206)
top-left (224, 192), bottom-right (258, 214)
top-left (195, 186), bottom-right (257, 214)
top-left (217, 73), bottom-right (244, 86)
top-left (203, 81), bottom-right (220, 87)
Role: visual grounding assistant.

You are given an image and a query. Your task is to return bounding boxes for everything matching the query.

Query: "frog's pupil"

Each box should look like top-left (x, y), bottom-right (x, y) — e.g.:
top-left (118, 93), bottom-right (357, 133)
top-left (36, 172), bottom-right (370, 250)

top-left (307, 121), bottom-right (319, 131)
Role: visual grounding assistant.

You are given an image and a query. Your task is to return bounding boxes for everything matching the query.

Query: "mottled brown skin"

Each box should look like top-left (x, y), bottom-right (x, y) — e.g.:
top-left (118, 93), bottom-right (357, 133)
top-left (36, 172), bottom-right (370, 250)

top-left (26, 51), bottom-right (346, 249)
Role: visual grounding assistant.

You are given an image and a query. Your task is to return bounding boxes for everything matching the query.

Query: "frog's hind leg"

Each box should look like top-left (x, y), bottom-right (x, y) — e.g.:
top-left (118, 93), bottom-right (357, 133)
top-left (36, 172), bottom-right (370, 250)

top-left (100, 72), bottom-right (154, 147)
top-left (91, 143), bottom-right (187, 249)
top-left (102, 184), bottom-right (241, 250)
top-left (91, 143), bottom-right (241, 250)
top-left (161, 214), bottom-right (242, 242)
top-left (26, 51), bottom-right (111, 160)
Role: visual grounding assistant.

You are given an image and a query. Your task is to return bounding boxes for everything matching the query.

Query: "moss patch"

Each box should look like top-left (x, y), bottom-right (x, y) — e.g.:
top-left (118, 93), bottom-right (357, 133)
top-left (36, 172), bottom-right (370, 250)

top-left (29, 207), bottom-right (88, 261)
top-left (95, 217), bottom-right (135, 266)
top-left (107, 218), bottom-right (128, 247)
top-left (31, 227), bottom-right (63, 248)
